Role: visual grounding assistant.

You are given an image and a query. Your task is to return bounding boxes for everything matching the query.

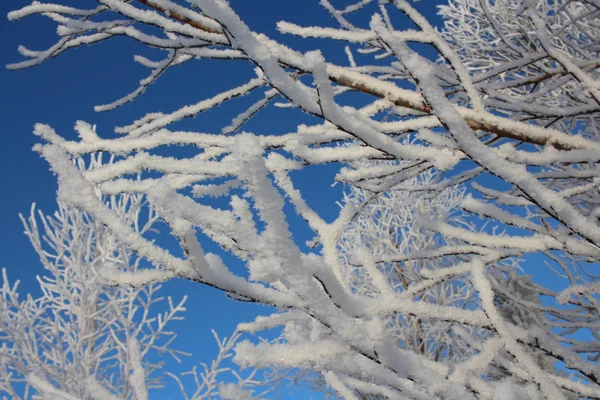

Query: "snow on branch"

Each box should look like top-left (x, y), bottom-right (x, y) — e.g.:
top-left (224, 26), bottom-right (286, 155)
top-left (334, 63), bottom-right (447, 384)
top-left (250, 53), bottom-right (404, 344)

top-left (7, 0), bottom-right (600, 398)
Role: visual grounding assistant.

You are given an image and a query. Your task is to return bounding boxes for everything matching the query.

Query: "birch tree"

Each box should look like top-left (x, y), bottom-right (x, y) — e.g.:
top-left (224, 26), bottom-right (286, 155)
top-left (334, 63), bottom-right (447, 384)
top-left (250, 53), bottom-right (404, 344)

top-left (7, 0), bottom-right (600, 398)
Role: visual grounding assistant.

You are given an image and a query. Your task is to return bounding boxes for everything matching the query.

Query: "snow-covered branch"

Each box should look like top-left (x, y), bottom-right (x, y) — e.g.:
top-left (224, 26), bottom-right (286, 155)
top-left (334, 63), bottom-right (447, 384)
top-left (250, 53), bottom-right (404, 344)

top-left (7, 0), bottom-right (600, 398)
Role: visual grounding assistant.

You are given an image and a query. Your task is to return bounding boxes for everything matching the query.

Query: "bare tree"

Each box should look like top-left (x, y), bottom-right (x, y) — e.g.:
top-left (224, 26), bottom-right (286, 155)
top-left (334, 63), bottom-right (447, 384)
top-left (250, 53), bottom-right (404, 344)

top-left (338, 168), bottom-right (482, 363)
top-left (0, 154), bottom-right (258, 400)
top-left (6, 0), bottom-right (600, 398)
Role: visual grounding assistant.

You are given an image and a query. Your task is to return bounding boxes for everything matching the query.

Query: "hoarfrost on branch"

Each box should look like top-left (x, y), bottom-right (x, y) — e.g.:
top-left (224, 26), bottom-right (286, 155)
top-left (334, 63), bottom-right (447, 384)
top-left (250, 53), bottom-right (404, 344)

top-left (6, 0), bottom-right (600, 398)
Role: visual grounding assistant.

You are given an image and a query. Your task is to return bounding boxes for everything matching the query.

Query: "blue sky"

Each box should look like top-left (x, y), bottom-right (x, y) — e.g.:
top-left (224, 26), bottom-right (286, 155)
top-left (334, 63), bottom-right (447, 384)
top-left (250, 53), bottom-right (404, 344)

top-left (0, 1), bottom-right (451, 398)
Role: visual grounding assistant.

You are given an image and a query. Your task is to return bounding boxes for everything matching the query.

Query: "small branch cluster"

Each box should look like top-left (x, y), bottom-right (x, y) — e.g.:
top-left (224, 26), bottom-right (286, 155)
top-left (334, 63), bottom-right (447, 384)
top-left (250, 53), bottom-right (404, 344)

top-left (0, 155), bottom-right (261, 399)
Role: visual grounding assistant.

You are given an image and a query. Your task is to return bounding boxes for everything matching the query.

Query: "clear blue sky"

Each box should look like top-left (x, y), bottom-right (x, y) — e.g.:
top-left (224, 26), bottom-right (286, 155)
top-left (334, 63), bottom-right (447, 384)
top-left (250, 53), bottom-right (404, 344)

top-left (0, 1), bottom-right (449, 397)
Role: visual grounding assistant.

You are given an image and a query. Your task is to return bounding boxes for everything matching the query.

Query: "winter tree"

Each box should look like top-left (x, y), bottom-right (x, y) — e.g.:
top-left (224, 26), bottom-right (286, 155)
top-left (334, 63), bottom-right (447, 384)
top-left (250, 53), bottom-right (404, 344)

top-left (0, 154), bottom-right (258, 400)
top-left (6, 0), bottom-right (600, 398)
top-left (338, 169), bottom-right (482, 364)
